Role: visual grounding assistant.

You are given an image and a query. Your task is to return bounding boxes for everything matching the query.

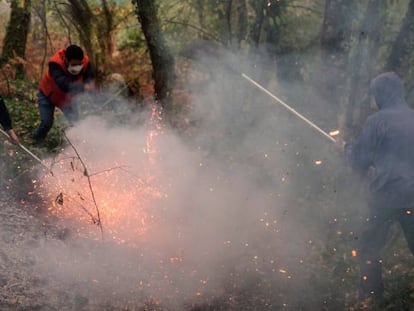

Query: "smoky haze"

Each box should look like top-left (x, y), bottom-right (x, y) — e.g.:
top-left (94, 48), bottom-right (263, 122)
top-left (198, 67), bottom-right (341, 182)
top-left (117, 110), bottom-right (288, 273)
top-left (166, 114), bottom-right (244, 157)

top-left (24, 51), bottom-right (361, 310)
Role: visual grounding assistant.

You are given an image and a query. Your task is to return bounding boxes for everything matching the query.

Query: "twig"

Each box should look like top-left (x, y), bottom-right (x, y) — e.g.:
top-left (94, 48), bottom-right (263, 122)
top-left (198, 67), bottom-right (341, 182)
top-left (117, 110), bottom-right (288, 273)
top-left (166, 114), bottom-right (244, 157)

top-left (88, 165), bottom-right (129, 177)
top-left (57, 192), bottom-right (100, 225)
top-left (63, 131), bottom-right (104, 239)
top-left (119, 167), bottom-right (151, 187)
top-left (163, 19), bottom-right (222, 44)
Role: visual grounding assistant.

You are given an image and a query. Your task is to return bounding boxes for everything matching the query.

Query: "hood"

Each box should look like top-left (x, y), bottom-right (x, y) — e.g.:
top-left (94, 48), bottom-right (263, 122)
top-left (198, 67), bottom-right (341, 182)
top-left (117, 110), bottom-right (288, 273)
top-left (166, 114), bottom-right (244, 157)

top-left (369, 72), bottom-right (406, 109)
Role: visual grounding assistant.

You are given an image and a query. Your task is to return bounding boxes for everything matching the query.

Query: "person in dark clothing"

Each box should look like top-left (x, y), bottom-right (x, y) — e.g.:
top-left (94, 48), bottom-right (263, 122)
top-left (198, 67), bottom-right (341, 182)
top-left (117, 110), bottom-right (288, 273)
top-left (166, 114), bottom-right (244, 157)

top-left (345, 72), bottom-right (414, 302)
top-left (0, 95), bottom-right (19, 144)
top-left (33, 45), bottom-right (94, 141)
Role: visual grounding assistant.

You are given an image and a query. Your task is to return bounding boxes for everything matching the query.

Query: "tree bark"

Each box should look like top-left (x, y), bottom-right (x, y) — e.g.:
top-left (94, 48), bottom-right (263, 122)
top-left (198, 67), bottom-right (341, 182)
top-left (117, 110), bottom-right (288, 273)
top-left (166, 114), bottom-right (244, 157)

top-left (133, 0), bottom-right (175, 108)
top-left (65, 0), bottom-right (94, 68)
top-left (248, 0), bottom-right (266, 48)
top-left (2, 0), bottom-right (32, 79)
top-left (58, 0), bottom-right (115, 76)
top-left (346, 0), bottom-right (387, 138)
top-left (227, 0), bottom-right (247, 49)
top-left (321, 0), bottom-right (356, 54)
top-left (385, 0), bottom-right (414, 79)
top-left (319, 0), bottom-right (358, 139)
top-left (320, 0), bottom-right (367, 235)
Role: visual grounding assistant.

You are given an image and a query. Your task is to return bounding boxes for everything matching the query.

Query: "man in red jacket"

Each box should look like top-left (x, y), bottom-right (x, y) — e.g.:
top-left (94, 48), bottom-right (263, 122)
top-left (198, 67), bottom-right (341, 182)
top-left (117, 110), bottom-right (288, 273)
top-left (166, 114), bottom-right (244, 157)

top-left (33, 45), bottom-right (94, 142)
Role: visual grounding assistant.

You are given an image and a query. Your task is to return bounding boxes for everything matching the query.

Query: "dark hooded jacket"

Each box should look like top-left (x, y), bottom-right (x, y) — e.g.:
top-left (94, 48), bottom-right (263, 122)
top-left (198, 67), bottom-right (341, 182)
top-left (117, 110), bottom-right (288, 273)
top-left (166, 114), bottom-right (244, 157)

top-left (0, 96), bottom-right (12, 131)
top-left (346, 72), bottom-right (414, 208)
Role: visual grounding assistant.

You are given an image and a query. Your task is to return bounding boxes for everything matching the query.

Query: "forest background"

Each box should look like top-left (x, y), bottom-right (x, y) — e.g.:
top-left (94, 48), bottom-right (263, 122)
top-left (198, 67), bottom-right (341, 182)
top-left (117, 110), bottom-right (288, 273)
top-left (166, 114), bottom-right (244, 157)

top-left (1, 0), bottom-right (414, 310)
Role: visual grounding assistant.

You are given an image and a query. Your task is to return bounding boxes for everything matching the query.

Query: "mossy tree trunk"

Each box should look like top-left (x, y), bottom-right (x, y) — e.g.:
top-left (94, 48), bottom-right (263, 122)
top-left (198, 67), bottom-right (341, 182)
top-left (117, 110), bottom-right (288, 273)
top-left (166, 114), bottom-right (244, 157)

top-left (133, 0), bottom-right (175, 109)
top-left (320, 0), bottom-right (358, 140)
top-left (385, 0), bottom-right (414, 79)
top-left (346, 0), bottom-right (387, 138)
top-left (2, 0), bottom-right (32, 79)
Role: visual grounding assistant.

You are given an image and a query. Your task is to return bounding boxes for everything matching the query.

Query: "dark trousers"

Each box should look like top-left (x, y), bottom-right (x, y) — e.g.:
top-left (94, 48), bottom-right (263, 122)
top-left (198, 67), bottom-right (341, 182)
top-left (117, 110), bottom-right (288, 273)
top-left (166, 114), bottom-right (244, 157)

top-left (358, 206), bottom-right (414, 300)
top-left (33, 91), bottom-right (78, 141)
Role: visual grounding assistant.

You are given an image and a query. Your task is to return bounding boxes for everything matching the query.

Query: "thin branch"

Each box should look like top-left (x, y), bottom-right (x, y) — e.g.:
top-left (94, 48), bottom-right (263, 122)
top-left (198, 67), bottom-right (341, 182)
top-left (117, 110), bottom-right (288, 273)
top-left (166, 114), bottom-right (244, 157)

top-left (58, 192), bottom-right (100, 224)
top-left (53, 2), bottom-right (73, 44)
top-left (88, 165), bottom-right (130, 177)
top-left (163, 19), bottom-right (223, 43)
top-left (119, 167), bottom-right (152, 187)
top-left (63, 131), bottom-right (104, 239)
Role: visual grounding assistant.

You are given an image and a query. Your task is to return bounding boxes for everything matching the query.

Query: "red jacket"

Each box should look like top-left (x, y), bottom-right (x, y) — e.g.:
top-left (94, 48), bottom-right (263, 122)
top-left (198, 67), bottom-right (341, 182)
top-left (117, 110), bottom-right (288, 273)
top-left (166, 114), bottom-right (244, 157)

top-left (40, 49), bottom-right (90, 108)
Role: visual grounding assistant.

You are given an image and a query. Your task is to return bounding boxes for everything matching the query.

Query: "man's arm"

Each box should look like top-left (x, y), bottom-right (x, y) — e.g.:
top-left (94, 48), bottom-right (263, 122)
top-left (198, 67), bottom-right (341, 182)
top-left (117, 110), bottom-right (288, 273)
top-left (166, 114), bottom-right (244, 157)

top-left (49, 62), bottom-right (72, 93)
top-left (83, 63), bottom-right (94, 83)
top-left (82, 63), bottom-right (95, 91)
top-left (0, 96), bottom-right (13, 131)
top-left (49, 62), bottom-right (85, 94)
top-left (0, 97), bottom-right (19, 144)
top-left (345, 117), bottom-right (379, 173)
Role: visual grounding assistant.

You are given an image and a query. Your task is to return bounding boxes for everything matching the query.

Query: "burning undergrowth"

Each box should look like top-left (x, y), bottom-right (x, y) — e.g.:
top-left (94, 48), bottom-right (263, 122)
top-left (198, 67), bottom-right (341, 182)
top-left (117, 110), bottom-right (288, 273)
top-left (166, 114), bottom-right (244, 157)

top-left (39, 115), bottom-right (163, 245)
top-left (26, 112), bottom-right (310, 309)
top-left (4, 55), bottom-right (353, 310)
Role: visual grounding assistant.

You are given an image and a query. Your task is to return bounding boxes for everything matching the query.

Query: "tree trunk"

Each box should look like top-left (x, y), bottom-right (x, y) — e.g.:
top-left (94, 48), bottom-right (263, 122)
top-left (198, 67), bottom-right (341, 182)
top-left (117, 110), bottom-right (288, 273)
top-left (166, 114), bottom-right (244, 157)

top-left (33, 0), bottom-right (53, 80)
top-left (2, 0), bottom-right (32, 79)
top-left (320, 0), bottom-right (367, 236)
top-left (320, 0), bottom-right (357, 76)
top-left (321, 0), bottom-right (356, 54)
top-left (57, 0), bottom-right (116, 77)
top-left (133, 0), bottom-right (175, 108)
top-left (248, 0), bottom-right (266, 48)
top-left (319, 0), bottom-right (358, 139)
top-left (65, 0), bottom-right (95, 68)
top-left (99, 0), bottom-right (114, 68)
top-left (227, 0), bottom-right (247, 49)
top-left (385, 0), bottom-right (414, 79)
top-left (345, 0), bottom-right (387, 139)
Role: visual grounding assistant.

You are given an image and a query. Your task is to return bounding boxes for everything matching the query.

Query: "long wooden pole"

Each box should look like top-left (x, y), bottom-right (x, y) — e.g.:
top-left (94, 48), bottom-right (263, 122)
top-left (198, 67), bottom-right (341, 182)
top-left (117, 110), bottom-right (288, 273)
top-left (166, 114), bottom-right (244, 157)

top-left (241, 73), bottom-right (337, 143)
top-left (0, 128), bottom-right (51, 172)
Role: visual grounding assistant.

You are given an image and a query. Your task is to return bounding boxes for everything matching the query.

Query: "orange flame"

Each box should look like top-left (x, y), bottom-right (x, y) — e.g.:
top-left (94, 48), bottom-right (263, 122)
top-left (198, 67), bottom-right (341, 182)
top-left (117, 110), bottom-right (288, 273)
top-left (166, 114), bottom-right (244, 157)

top-left (39, 105), bottom-right (165, 246)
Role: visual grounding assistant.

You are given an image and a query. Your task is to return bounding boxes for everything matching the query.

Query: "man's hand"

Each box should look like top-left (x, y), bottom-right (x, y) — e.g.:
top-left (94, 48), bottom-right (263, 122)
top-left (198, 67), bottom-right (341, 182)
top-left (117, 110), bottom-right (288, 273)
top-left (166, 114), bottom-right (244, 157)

top-left (334, 137), bottom-right (346, 152)
top-left (84, 81), bottom-right (95, 92)
top-left (7, 129), bottom-right (20, 145)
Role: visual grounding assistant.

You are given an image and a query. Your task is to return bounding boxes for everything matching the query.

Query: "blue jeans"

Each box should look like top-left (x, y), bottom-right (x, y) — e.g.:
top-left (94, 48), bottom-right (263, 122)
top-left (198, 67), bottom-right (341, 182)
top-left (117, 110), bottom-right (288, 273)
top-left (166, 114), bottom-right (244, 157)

top-left (33, 91), bottom-right (78, 140)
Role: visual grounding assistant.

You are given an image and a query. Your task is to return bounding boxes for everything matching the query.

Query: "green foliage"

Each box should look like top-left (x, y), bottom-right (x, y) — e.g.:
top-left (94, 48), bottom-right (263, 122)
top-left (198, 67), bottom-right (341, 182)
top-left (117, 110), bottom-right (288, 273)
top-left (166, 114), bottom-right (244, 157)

top-left (4, 91), bottom-right (65, 151)
top-left (117, 24), bottom-right (146, 50)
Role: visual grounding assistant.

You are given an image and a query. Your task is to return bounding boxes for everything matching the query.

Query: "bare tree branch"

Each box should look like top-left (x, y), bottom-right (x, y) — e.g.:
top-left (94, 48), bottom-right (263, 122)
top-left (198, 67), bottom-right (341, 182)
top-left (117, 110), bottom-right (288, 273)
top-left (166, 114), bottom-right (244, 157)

top-left (63, 131), bottom-right (104, 239)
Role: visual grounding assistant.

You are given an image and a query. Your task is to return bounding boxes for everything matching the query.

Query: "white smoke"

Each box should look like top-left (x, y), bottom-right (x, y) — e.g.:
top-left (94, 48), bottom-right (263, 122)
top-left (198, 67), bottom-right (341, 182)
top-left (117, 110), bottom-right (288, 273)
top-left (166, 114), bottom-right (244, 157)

top-left (25, 52), bottom-right (351, 310)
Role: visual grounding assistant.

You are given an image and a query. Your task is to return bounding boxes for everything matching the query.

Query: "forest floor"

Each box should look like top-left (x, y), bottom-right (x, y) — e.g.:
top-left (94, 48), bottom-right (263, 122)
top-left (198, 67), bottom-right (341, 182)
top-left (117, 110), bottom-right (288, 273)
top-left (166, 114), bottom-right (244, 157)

top-left (0, 190), bottom-right (62, 311)
top-left (2, 156), bottom-right (412, 311)
top-left (0, 183), bottom-right (316, 311)
top-left (0, 189), bottom-right (149, 311)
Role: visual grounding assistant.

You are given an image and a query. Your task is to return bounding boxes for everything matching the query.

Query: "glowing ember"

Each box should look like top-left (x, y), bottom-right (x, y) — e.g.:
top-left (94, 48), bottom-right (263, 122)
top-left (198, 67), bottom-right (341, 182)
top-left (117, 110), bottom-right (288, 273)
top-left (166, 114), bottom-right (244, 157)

top-left (314, 160), bottom-right (322, 165)
top-left (38, 105), bottom-right (165, 246)
top-left (40, 156), bottom-right (163, 244)
top-left (351, 250), bottom-right (357, 257)
top-left (329, 130), bottom-right (340, 136)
